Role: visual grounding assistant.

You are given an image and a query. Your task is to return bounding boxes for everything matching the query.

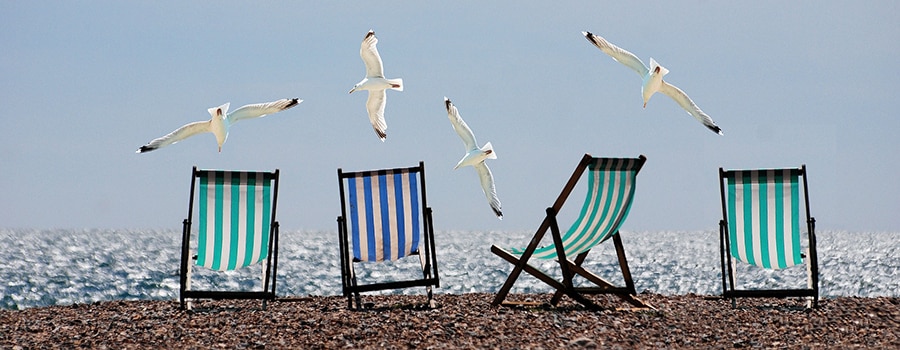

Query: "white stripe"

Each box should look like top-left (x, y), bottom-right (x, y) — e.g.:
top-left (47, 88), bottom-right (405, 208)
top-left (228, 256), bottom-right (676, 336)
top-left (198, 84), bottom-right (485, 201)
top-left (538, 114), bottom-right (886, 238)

top-left (220, 172), bottom-right (232, 269)
top-left (235, 172), bottom-right (248, 266)
top-left (732, 172), bottom-right (748, 264)
top-left (370, 175), bottom-right (383, 261)
top-left (202, 171), bottom-right (217, 269)
top-left (252, 172), bottom-right (265, 264)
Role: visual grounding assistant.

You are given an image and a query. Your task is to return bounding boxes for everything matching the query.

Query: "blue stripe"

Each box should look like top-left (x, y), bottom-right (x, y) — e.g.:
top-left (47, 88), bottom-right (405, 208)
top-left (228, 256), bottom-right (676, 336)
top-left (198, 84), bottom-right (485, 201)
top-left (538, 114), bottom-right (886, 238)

top-left (408, 172), bottom-right (420, 250)
top-left (363, 176), bottom-right (376, 261)
top-left (393, 172), bottom-right (406, 258)
top-left (348, 177), bottom-right (362, 260)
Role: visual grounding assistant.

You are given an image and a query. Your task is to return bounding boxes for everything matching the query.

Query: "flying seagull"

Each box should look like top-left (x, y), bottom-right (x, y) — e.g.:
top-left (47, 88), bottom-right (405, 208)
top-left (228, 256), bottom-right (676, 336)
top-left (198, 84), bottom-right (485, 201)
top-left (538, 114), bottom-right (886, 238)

top-left (349, 30), bottom-right (404, 141)
top-left (582, 31), bottom-right (723, 135)
top-left (444, 97), bottom-right (502, 219)
top-left (136, 98), bottom-right (301, 153)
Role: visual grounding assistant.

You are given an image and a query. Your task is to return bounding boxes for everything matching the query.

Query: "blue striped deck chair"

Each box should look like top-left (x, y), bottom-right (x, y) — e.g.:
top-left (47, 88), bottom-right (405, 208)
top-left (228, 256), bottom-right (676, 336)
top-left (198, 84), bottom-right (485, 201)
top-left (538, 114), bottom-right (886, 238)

top-left (179, 167), bottom-right (281, 310)
top-left (491, 154), bottom-right (652, 310)
top-left (336, 161), bottom-right (439, 310)
top-left (718, 165), bottom-right (819, 307)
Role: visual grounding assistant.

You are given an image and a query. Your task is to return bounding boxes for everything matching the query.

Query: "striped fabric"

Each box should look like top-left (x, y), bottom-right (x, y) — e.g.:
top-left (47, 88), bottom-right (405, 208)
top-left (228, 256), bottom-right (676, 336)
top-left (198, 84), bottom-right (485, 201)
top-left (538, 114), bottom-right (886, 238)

top-left (196, 170), bottom-right (273, 271)
top-left (513, 158), bottom-right (639, 260)
top-left (724, 169), bottom-right (803, 270)
top-left (345, 169), bottom-right (421, 262)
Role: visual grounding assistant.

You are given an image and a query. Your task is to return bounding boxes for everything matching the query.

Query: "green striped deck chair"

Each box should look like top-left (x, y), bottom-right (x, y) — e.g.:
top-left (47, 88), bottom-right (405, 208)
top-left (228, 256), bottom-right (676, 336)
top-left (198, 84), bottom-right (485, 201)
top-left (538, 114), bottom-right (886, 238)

top-left (336, 162), bottom-right (440, 310)
top-left (179, 167), bottom-right (281, 310)
top-left (718, 165), bottom-right (819, 307)
top-left (492, 154), bottom-right (652, 310)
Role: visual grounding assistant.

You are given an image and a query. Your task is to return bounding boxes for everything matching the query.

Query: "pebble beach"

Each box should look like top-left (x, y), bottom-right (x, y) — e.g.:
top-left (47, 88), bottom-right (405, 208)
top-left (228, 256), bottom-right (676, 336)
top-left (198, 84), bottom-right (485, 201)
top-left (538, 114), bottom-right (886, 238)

top-left (2, 293), bottom-right (898, 349)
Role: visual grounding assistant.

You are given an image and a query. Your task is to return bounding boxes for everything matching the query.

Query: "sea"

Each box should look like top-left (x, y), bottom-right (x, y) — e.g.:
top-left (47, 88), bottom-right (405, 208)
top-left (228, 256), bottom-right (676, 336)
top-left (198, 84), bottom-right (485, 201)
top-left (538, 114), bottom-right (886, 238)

top-left (1, 229), bottom-right (897, 310)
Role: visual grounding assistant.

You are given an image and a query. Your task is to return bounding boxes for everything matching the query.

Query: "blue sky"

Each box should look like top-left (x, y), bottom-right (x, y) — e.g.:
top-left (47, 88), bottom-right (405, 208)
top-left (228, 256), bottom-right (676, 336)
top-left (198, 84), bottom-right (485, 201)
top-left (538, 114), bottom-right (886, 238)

top-left (1, 2), bottom-right (897, 232)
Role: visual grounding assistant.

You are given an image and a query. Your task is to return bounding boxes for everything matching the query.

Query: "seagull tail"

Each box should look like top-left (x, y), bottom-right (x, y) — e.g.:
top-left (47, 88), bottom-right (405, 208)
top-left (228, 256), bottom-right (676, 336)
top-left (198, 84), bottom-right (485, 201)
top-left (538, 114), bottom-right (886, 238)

top-left (387, 78), bottom-right (403, 92)
top-left (482, 142), bottom-right (497, 160)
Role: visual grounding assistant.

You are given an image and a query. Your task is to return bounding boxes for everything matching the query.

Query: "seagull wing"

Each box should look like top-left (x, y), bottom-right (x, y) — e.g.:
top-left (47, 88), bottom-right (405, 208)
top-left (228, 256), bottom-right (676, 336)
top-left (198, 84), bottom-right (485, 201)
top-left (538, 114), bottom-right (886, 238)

top-left (226, 98), bottom-right (301, 124)
top-left (659, 81), bottom-right (723, 135)
top-left (474, 162), bottom-right (503, 219)
top-left (366, 90), bottom-right (388, 141)
top-left (444, 98), bottom-right (478, 151)
top-left (582, 31), bottom-right (649, 77)
top-left (360, 30), bottom-right (384, 78)
top-left (136, 120), bottom-right (211, 153)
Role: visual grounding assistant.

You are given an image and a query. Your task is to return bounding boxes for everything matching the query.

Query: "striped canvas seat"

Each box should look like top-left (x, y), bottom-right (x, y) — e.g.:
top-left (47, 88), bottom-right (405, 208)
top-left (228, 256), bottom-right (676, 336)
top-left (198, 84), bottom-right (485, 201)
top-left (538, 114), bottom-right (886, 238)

top-left (196, 170), bottom-right (275, 270)
top-left (512, 157), bottom-right (640, 260)
top-left (492, 154), bottom-right (652, 310)
top-left (718, 165), bottom-right (819, 307)
top-left (337, 162), bottom-right (439, 310)
top-left (344, 168), bottom-right (421, 262)
top-left (179, 167), bottom-right (280, 310)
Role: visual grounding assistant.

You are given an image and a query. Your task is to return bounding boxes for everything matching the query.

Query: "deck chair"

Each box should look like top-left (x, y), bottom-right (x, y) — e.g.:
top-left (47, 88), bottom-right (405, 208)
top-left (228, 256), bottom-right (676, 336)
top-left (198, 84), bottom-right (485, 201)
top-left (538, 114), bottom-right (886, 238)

top-left (491, 154), bottom-right (652, 310)
top-left (718, 165), bottom-right (819, 307)
top-left (336, 161), bottom-right (440, 310)
top-left (179, 167), bottom-right (281, 310)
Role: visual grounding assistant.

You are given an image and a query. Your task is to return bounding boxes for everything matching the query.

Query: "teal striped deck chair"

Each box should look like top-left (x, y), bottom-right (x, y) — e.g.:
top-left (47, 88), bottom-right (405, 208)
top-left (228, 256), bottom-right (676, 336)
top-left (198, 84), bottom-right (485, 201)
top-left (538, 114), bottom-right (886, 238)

top-left (336, 162), bottom-right (440, 310)
top-left (492, 154), bottom-right (652, 310)
top-left (179, 167), bottom-right (281, 310)
top-left (718, 165), bottom-right (819, 307)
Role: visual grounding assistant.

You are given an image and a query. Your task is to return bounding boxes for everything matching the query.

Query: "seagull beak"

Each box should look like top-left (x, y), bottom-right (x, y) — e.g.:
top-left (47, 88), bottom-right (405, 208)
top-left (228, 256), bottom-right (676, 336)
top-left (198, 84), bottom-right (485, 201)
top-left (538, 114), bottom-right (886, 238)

top-left (348, 88), bottom-right (356, 94)
top-left (218, 146), bottom-right (222, 153)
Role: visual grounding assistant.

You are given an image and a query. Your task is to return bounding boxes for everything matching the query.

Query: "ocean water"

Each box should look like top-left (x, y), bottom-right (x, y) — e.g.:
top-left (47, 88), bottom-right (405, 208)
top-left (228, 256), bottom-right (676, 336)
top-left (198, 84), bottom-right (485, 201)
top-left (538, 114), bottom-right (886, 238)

top-left (0, 229), bottom-right (897, 310)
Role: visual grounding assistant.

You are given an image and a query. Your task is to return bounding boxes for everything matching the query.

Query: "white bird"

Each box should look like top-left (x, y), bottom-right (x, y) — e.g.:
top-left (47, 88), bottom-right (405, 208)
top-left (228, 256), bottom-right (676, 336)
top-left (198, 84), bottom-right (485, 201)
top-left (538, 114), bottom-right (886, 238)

top-left (582, 31), bottom-right (723, 135)
top-left (349, 30), bottom-right (404, 141)
top-left (444, 97), bottom-right (502, 219)
top-left (136, 98), bottom-right (301, 153)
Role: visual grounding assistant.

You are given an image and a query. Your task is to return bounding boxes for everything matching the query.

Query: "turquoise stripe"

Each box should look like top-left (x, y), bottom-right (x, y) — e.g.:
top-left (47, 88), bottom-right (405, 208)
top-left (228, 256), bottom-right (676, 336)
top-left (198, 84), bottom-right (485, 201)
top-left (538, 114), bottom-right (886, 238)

top-left (198, 174), bottom-right (209, 266)
top-left (789, 173), bottom-right (801, 263)
top-left (774, 171), bottom-right (786, 269)
top-left (243, 174), bottom-right (256, 267)
top-left (260, 174), bottom-right (271, 262)
top-left (758, 172), bottom-right (770, 269)
top-left (740, 172), bottom-right (755, 266)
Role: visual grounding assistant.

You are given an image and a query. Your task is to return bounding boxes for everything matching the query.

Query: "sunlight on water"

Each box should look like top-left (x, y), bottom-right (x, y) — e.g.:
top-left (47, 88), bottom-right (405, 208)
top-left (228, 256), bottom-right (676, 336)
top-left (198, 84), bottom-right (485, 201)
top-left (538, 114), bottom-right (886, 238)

top-left (0, 228), bottom-right (897, 309)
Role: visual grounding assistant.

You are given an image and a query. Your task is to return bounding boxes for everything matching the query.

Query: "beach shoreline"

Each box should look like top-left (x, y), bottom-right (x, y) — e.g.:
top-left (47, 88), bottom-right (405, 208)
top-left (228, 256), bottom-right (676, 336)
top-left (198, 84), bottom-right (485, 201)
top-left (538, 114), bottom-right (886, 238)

top-left (1, 293), bottom-right (897, 349)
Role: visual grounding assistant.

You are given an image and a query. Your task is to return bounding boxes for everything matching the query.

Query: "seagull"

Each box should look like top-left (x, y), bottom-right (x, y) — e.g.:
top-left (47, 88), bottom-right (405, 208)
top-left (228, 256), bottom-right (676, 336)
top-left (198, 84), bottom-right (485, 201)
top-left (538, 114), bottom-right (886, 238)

top-left (444, 97), bottom-right (502, 219)
top-left (136, 98), bottom-right (301, 153)
top-left (349, 30), bottom-right (404, 142)
top-left (582, 31), bottom-right (723, 135)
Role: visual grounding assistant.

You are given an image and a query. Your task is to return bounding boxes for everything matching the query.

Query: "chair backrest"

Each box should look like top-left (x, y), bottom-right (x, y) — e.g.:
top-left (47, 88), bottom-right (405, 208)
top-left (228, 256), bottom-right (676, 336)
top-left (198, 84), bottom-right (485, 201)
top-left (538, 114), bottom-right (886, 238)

top-left (720, 167), bottom-right (809, 270)
top-left (526, 156), bottom-right (644, 260)
top-left (190, 169), bottom-right (278, 271)
top-left (339, 164), bottom-right (426, 262)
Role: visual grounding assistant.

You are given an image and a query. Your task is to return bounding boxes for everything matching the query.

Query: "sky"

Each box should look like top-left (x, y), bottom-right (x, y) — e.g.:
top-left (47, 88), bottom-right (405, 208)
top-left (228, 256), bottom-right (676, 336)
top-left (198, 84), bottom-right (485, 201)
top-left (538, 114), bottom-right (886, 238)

top-left (1, 2), bottom-right (898, 233)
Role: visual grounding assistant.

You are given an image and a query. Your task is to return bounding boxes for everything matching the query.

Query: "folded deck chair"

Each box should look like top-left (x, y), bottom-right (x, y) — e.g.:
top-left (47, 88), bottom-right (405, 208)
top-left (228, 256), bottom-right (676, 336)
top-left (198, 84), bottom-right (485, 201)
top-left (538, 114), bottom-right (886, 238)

top-left (491, 154), bottom-right (652, 309)
top-left (336, 161), bottom-right (440, 310)
top-left (718, 165), bottom-right (819, 307)
top-left (179, 167), bottom-right (280, 310)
